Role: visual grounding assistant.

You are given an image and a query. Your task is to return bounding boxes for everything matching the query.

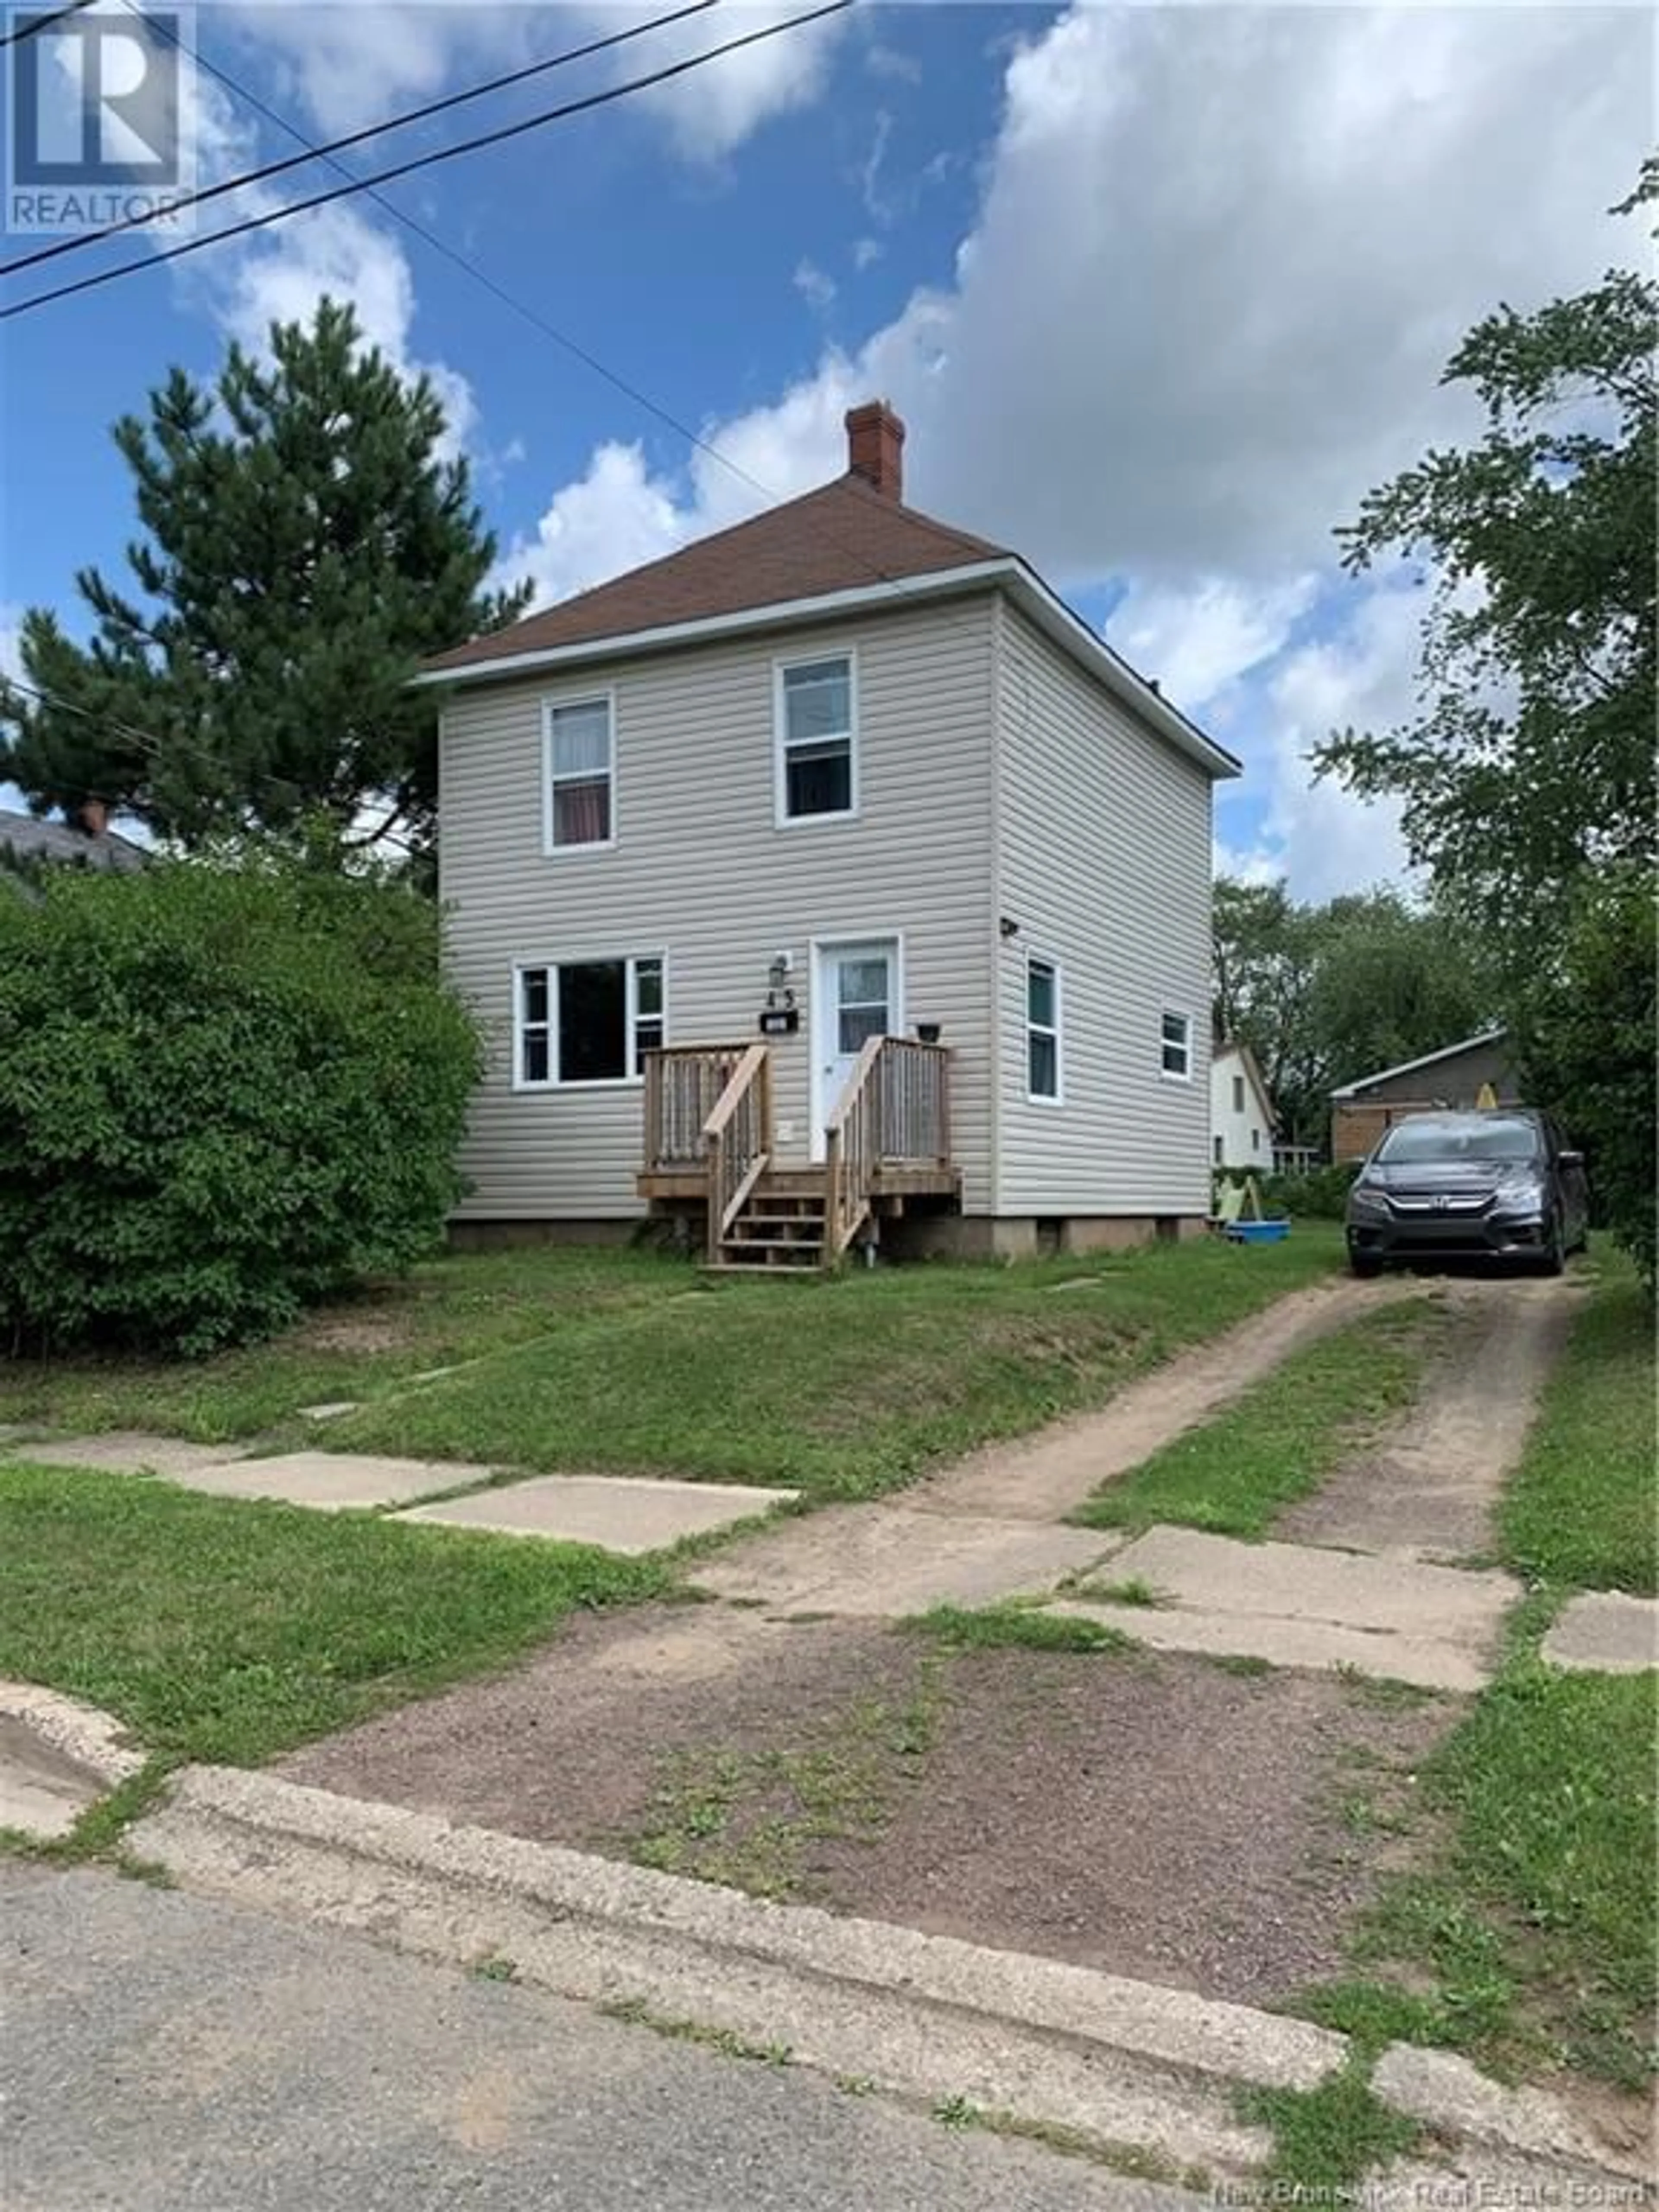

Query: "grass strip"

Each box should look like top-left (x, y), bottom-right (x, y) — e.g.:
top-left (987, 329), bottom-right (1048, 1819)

top-left (0, 1462), bottom-right (663, 1766)
top-left (902, 1602), bottom-right (1135, 1654)
top-left (317, 1228), bottom-right (1344, 1504)
top-left (1499, 1250), bottom-right (1656, 1594)
top-left (1071, 1296), bottom-right (1442, 1537)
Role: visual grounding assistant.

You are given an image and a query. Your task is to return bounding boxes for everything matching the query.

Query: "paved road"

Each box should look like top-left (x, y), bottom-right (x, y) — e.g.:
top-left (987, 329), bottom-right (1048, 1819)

top-left (2, 1862), bottom-right (1192, 2212)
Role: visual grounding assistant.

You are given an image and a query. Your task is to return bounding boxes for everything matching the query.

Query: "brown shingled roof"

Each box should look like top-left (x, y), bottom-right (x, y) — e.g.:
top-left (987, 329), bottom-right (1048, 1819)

top-left (425, 470), bottom-right (1012, 675)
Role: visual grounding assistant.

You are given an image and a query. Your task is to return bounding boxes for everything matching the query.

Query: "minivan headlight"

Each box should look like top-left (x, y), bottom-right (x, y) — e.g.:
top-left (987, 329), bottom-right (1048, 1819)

top-left (1349, 1178), bottom-right (1389, 1215)
top-left (1493, 1170), bottom-right (1545, 1211)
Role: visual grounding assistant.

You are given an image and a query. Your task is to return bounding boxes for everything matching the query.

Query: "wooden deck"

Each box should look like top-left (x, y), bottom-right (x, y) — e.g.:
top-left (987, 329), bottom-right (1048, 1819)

top-left (636, 1160), bottom-right (960, 1205)
top-left (638, 1037), bottom-right (958, 1269)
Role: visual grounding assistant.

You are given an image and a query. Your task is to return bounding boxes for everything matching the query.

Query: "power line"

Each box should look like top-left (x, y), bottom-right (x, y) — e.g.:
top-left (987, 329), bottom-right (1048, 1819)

top-left (0, 0), bottom-right (98, 50)
top-left (0, 0), bottom-right (720, 278)
top-left (100, 0), bottom-right (994, 649)
top-left (7, 0), bottom-right (1009, 645)
top-left (0, 0), bottom-right (854, 321)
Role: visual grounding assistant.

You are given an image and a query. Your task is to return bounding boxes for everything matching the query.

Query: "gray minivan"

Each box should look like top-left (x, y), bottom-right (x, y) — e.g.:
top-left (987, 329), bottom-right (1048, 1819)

top-left (1345, 1109), bottom-right (1589, 1278)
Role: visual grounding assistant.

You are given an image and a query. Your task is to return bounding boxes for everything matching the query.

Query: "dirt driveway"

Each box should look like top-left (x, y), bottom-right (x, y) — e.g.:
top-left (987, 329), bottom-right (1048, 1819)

top-left (281, 1274), bottom-right (1572, 2017)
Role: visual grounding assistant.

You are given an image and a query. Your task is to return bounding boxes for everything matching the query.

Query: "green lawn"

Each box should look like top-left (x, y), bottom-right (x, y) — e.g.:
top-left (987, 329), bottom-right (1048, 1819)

top-left (0, 1245), bottom-right (682, 1444)
top-left (1500, 1251), bottom-right (1657, 1593)
top-left (1298, 1258), bottom-right (1658, 2094)
top-left (1070, 1294), bottom-right (1442, 1538)
top-left (0, 1462), bottom-right (662, 1767)
top-left (313, 1229), bottom-right (1344, 1501)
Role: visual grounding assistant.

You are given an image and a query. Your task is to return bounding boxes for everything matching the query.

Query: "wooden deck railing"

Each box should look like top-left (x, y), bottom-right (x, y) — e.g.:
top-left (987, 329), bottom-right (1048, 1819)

top-left (823, 1036), bottom-right (950, 1256)
top-left (701, 1042), bottom-right (773, 1262)
top-left (642, 1044), bottom-right (752, 1171)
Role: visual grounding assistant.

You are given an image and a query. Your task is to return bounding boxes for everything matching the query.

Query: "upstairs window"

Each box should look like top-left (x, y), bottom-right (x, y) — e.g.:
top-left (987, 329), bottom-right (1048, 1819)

top-left (1161, 1010), bottom-right (1192, 1081)
top-left (1232, 1074), bottom-right (1245, 1114)
top-left (516, 954), bottom-right (663, 1086)
top-left (1027, 955), bottom-right (1062, 1103)
top-left (544, 695), bottom-right (613, 849)
top-left (777, 655), bottom-right (855, 821)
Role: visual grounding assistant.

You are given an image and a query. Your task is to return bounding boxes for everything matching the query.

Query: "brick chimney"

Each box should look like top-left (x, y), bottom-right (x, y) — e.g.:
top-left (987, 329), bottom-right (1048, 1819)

top-left (74, 798), bottom-right (109, 839)
top-left (845, 400), bottom-right (905, 501)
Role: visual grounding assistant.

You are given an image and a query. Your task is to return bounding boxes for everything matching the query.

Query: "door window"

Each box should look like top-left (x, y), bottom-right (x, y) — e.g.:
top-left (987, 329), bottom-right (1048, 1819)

top-left (836, 956), bottom-right (891, 1054)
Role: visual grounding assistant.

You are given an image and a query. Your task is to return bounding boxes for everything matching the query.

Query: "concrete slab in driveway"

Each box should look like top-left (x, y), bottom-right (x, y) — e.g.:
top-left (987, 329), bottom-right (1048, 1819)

top-left (1052, 1524), bottom-right (1519, 1693)
top-left (393, 1474), bottom-right (798, 1555)
top-left (14, 1433), bottom-right (251, 1479)
top-left (1542, 1591), bottom-right (1657, 1676)
top-left (178, 1452), bottom-right (494, 1512)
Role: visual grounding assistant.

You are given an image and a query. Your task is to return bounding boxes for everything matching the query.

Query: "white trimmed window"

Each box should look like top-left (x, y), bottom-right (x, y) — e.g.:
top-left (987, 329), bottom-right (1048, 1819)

top-left (1160, 1010), bottom-right (1192, 1081)
top-left (543, 695), bottom-right (613, 849)
top-left (776, 655), bottom-right (855, 822)
top-left (516, 955), bottom-right (664, 1087)
top-left (1027, 955), bottom-right (1062, 1103)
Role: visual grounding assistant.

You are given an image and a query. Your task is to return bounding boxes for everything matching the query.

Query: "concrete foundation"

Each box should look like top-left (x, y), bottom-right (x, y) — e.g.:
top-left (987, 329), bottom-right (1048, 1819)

top-left (451, 1213), bottom-right (1207, 1263)
top-left (884, 1214), bottom-right (1203, 1262)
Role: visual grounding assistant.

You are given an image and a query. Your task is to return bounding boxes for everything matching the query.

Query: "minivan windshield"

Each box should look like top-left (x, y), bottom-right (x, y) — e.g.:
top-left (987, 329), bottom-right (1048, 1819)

top-left (1375, 1116), bottom-right (1540, 1166)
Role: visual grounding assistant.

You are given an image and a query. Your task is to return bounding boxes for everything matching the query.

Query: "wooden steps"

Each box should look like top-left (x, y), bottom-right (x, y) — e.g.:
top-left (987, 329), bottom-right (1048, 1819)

top-left (700, 1174), bottom-right (830, 1274)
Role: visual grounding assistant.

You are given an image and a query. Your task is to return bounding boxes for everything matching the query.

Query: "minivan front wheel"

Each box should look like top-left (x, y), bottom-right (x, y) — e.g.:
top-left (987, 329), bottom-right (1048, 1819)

top-left (1538, 1219), bottom-right (1566, 1277)
top-left (1349, 1251), bottom-right (1385, 1281)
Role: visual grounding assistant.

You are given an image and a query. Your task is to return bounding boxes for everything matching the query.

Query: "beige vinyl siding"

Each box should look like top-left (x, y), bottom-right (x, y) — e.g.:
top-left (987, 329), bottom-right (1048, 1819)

top-left (993, 601), bottom-right (1213, 1217)
top-left (439, 597), bottom-right (997, 1218)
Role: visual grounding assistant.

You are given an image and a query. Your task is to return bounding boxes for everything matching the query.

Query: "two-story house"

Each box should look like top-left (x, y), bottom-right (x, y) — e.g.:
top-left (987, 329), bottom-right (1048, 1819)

top-left (420, 402), bottom-right (1239, 1268)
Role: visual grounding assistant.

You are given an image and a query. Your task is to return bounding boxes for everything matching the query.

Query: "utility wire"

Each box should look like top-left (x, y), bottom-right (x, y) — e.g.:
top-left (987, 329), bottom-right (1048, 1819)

top-left (115, 0), bottom-right (1000, 653)
top-left (0, 0), bottom-right (854, 321)
top-left (0, 0), bottom-right (98, 50)
top-left (0, 0), bottom-right (720, 277)
top-left (7, 0), bottom-right (1011, 642)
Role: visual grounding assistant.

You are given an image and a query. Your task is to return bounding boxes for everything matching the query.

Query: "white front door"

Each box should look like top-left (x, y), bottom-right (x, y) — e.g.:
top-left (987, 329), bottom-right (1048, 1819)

top-left (811, 938), bottom-right (900, 1160)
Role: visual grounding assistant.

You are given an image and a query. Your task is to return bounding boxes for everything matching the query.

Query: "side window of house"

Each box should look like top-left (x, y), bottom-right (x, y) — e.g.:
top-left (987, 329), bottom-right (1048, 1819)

top-left (1027, 956), bottom-right (1062, 1102)
top-left (516, 955), bottom-right (664, 1085)
top-left (1160, 1011), bottom-right (1192, 1080)
top-left (1232, 1074), bottom-right (1245, 1113)
top-left (778, 656), bottom-right (855, 821)
top-left (545, 696), bottom-right (613, 849)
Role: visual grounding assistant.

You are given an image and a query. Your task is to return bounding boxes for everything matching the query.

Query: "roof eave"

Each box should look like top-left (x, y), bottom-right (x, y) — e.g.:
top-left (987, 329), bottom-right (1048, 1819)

top-left (416, 557), bottom-right (1240, 782)
top-left (1329, 1027), bottom-right (1510, 1100)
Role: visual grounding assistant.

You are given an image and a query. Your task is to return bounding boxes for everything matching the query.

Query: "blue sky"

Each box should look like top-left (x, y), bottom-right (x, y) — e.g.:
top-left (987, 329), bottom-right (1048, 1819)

top-left (2, 1), bottom-right (1651, 892)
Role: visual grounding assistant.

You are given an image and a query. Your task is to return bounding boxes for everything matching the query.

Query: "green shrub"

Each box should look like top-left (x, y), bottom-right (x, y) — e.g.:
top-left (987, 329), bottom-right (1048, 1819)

top-left (0, 859), bottom-right (482, 1354)
top-left (1516, 867), bottom-right (1656, 1290)
top-left (1214, 1162), bottom-right (1359, 1220)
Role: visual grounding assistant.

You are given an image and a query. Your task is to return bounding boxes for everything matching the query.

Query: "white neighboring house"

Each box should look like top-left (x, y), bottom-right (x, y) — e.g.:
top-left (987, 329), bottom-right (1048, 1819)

top-left (1211, 1040), bottom-right (1277, 1172)
top-left (420, 402), bottom-right (1241, 1270)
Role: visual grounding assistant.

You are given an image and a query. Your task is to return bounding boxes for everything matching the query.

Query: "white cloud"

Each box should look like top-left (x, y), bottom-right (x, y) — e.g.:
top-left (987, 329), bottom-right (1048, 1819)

top-left (172, 50), bottom-right (480, 450)
top-left (591, 0), bottom-right (852, 163)
top-left (794, 257), bottom-right (837, 314)
top-left (0, 604), bottom-right (22, 683)
top-left (865, 43), bottom-right (922, 87)
top-left (1220, 585), bottom-right (1425, 903)
top-left (489, 3), bottom-right (1650, 896)
top-left (229, 1), bottom-right (531, 140)
top-left (852, 236), bottom-right (883, 273)
top-left (492, 441), bottom-right (692, 607)
top-left (1107, 574), bottom-right (1319, 718)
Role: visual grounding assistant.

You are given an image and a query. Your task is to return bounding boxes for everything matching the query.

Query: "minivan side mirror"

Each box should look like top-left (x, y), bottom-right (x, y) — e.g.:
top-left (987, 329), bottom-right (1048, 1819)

top-left (1558, 1149), bottom-right (1584, 1168)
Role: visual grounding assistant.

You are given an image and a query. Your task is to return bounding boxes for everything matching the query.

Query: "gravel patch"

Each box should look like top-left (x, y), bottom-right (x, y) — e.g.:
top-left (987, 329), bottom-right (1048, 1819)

top-left (281, 1605), bottom-right (1453, 2012)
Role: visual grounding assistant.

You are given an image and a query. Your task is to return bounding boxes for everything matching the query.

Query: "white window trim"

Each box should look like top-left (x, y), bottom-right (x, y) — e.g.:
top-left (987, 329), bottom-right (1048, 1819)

top-left (512, 951), bottom-right (666, 1091)
top-left (1160, 1009), bottom-right (1194, 1084)
top-left (1025, 952), bottom-right (1064, 1107)
top-left (541, 687), bottom-right (617, 856)
top-left (773, 649), bottom-right (859, 829)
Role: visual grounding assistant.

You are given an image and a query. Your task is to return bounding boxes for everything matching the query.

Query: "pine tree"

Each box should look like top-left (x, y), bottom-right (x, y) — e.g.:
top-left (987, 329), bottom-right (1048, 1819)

top-left (0, 299), bottom-right (529, 859)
